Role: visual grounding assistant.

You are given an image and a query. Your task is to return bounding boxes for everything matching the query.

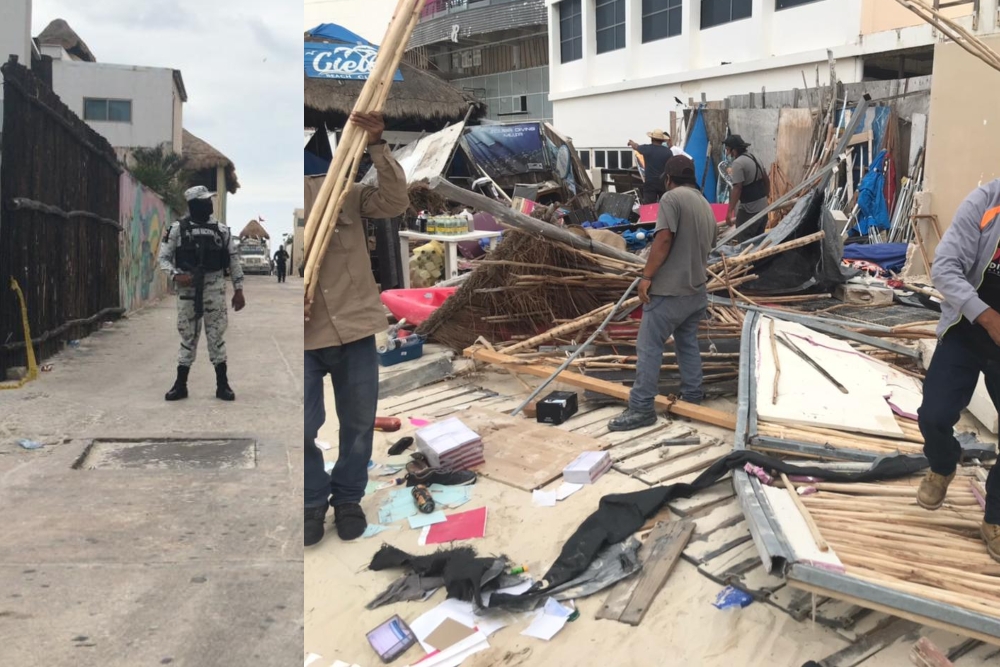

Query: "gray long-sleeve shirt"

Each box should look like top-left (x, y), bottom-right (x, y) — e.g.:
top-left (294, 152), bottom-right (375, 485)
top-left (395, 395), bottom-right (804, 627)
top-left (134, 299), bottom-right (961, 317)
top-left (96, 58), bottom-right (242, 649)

top-left (158, 217), bottom-right (244, 291)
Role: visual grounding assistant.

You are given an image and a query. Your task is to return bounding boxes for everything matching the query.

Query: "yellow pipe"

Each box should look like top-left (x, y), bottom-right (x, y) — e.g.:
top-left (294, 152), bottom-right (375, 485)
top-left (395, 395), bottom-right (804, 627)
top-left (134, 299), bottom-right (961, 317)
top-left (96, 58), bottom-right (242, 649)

top-left (0, 278), bottom-right (38, 390)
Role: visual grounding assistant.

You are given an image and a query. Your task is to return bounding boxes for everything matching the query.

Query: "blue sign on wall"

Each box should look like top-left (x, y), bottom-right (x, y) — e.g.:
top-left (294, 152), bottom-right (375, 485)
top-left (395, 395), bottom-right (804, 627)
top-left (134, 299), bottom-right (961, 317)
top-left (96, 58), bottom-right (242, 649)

top-left (304, 41), bottom-right (403, 81)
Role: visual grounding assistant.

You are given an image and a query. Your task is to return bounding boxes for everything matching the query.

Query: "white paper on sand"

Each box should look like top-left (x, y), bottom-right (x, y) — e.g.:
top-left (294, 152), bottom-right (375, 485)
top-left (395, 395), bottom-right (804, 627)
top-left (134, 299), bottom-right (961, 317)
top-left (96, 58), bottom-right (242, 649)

top-left (556, 482), bottom-right (584, 500)
top-left (304, 653), bottom-right (323, 667)
top-left (331, 662), bottom-right (363, 667)
top-left (315, 440), bottom-right (331, 451)
top-left (409, 598), bottom-right (512, 653)
top-left (406, 631), bottom-right (489, 667)
top-left (520, 598), bottom-right (574, 641)
top-left (760, 484), bottom-right (843, 571)
top-left (481, 578), bottom-right (533, 606)
top-left (531, 490), bottom-right (557, 507)
top-left (755, 318), bottom-right (908, 438)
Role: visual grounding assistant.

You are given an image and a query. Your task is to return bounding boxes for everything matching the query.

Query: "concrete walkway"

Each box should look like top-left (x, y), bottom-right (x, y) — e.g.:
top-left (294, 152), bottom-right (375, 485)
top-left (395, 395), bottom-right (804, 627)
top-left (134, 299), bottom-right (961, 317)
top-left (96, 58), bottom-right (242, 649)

top-left (0, 275), bottom-right (302, 666)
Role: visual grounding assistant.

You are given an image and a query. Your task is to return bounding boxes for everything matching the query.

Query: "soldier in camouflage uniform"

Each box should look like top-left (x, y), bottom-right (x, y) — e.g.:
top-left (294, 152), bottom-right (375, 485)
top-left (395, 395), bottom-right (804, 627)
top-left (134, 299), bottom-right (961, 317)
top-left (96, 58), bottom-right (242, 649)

top-left (158, 185), bottom-right (246, 401)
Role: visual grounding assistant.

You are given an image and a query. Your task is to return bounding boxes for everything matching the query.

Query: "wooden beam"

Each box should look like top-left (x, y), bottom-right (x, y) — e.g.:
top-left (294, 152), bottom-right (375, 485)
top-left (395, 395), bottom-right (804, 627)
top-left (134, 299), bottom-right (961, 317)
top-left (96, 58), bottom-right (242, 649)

top-left (464, 346), bottom-right (737, 430)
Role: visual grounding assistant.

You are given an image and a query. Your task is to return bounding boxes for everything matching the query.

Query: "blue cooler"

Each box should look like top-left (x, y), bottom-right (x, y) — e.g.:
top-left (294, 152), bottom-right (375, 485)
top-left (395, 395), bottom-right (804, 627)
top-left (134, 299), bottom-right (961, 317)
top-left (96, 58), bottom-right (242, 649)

top-left (377, 334), bottom-right (426, 367)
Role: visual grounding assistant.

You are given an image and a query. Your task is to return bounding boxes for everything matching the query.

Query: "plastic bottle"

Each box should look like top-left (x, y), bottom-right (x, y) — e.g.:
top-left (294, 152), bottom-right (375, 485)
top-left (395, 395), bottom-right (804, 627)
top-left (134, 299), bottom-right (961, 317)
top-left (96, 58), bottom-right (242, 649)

top-left (461, 209), bottom-right (474, 233)
top-left (427, 216), bottom-right (438, 235)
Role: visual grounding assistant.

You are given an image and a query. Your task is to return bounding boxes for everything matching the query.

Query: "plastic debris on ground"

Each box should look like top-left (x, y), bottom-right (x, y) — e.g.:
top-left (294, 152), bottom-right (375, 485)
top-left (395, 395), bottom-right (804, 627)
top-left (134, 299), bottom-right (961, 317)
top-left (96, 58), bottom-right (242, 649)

top-left (408, 511), bottom-right (447, 529)
top-left (379, 485), bottom-right (474, 525)
top-left (17, 439), bottom-right (44, 450)
top-left (520, 598), bottom-right (575, 641)
top-left (713, 586), bottom-right (754, 610)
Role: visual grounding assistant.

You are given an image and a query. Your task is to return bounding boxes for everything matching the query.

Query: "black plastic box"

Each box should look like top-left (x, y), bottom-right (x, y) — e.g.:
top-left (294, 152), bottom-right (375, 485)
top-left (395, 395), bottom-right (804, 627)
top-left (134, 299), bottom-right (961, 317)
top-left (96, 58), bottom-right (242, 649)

top-left (537, 391), bottom-right (579, 425)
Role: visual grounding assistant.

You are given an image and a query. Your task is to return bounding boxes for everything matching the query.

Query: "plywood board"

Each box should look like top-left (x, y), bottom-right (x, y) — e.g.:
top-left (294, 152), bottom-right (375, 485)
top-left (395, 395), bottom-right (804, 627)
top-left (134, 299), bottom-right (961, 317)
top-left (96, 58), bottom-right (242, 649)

top-left (727, 108), bottom-right (779, 172)
top-left (775, 108), bottom-right (814, 187)
top-left (755, 317), bottom-right (907, 438)
top-left (455, 408), bottom-right (602, 491)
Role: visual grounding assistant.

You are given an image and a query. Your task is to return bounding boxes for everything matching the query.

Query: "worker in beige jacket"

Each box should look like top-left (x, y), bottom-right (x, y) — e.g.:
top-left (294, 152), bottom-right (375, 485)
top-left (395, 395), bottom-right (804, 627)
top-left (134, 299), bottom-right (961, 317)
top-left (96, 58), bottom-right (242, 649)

top-left (303, 112), bottom-right (409, 546)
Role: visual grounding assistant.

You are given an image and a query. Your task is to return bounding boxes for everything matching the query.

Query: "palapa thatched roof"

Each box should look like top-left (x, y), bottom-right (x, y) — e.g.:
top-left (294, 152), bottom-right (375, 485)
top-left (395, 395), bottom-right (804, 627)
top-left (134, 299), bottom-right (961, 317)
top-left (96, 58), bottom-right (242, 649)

top-left (37, 19), bottom-right (96, 62)
top-left (239, 220), bottom-right (269, 240)
top-left (183, 129), bottom-right (240, 194)
top-left (304, 34), bottom-right (483, 131)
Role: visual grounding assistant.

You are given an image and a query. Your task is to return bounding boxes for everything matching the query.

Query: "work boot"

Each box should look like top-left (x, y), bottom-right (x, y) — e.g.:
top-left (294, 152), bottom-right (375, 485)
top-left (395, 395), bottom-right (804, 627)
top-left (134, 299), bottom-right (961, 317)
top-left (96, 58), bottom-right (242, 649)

top-left (916, 470), bottom-right (956, 510)
top-left (214, 362), bottom-right (235, 401)
top-left (982, 522), bottom-right (1000, 563)
top-left (304, 505), bottom-right (328, 547)
top-left (333, 503), bottom-right (367, 541)
top-left (608, 409), bottom-right (657, 432)
top-left (164, 365), bottom-right (190, 401)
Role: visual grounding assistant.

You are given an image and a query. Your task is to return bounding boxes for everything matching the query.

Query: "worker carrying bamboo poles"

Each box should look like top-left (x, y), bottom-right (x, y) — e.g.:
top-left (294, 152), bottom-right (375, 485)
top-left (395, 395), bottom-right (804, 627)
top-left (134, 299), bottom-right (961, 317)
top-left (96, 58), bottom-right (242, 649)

top-left (918, 181), bottom-right (1000, 561)
top-left (303, 112), bottom-right (409, 546)
top-left (723, 135), bottom-right (770, 243)
top-left (608, 156), bottom-right (718, 432)
top-left (158, 186), bottom-right (245, 402)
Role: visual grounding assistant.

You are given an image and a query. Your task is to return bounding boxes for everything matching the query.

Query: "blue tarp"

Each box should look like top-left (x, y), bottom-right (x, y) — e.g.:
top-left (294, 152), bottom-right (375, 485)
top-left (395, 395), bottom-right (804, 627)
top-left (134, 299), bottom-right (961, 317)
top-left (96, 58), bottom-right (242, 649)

top-left (305, 149), bottom-right (330, 176)
top-left (307, 24), bottom-right (371, 45)
top-left (842, 242), bottom-right (908, 273)
top-left (684, 112), bottom-right (718, 204)
top-left (854, 149), bottom-right (890, 236)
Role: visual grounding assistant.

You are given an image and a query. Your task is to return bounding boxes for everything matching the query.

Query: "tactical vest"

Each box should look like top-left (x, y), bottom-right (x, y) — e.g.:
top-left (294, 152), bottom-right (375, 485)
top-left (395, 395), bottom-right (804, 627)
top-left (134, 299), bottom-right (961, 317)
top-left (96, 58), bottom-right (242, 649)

top-left (739, 153), bottom-right (768, 203)
top-left (175, 217), bottom-right (229, 272)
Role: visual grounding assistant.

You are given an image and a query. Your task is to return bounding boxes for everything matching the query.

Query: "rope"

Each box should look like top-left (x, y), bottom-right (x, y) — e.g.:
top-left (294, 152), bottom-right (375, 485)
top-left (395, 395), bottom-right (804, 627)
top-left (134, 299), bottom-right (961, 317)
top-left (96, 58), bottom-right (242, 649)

top-left (0, 278), bottom-right (39, 390)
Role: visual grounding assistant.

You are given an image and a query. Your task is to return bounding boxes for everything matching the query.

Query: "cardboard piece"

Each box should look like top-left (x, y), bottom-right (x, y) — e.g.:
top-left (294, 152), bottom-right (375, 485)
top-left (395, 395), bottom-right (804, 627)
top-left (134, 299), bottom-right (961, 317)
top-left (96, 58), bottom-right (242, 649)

top-left (423, 617), bottom-right (477, 652)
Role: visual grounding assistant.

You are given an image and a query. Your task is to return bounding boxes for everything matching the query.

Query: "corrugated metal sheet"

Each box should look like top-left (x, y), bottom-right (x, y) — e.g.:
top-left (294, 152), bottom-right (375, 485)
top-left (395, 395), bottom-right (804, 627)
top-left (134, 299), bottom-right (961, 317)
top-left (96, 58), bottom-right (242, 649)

top-left (411, 0), bottom-right (547, 49)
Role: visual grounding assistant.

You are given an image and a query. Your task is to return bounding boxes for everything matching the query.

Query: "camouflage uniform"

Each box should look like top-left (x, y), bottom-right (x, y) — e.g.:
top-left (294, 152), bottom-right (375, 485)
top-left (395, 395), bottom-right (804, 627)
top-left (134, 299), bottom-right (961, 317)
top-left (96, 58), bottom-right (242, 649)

top-left (158, 217), bottom-right (243, 366)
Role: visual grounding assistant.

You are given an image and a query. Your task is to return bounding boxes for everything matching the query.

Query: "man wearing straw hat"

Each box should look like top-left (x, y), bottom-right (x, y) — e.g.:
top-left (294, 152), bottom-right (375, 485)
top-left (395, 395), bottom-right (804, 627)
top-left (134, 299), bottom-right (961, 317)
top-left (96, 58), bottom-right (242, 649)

top-left (303, 111), bottom-right (409, 546)
top-left (917, 180), bottom-right (1000, 561)
top-left (629, 130), bottom-right (690, 205)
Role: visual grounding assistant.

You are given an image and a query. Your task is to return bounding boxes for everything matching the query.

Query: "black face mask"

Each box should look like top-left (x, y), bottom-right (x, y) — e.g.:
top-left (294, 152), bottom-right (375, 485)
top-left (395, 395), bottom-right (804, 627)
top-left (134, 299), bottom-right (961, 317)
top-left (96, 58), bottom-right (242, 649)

top-left (188, 198), bottom-right (214, 223)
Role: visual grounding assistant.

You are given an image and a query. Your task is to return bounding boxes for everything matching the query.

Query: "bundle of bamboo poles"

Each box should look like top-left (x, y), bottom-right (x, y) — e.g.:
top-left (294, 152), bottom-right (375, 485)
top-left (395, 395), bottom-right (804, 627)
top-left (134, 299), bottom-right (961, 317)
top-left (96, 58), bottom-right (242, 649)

top-left (795, 472), bottom-right (1000, 619)
top-left (895, 0), bottom-right (1000, 74)
top-left (302, 0), bottom-right (426, 299)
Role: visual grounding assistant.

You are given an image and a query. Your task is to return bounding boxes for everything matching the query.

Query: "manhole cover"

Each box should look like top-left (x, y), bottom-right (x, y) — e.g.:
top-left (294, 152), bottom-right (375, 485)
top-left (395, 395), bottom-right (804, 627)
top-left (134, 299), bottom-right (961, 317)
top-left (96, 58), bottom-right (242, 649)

top-left (73, 438), bottom-right (257, 470)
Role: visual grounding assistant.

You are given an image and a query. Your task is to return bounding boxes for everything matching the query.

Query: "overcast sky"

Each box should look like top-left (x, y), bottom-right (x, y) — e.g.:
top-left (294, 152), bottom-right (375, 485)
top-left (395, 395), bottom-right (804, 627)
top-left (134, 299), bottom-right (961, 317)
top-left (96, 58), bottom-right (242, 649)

top-left (304, 0), bottom-right (397, 42)
top-left (33, 0), bottom-right (303, 249)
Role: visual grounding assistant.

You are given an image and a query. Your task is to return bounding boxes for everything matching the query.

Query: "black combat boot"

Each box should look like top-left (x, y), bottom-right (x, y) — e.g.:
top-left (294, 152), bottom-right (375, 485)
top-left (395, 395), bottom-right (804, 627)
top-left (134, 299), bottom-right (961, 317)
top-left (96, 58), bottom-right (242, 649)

top-left (215, 362), bottom-right (235, 401)
top-left (165, 365), bottom-right (190, 401)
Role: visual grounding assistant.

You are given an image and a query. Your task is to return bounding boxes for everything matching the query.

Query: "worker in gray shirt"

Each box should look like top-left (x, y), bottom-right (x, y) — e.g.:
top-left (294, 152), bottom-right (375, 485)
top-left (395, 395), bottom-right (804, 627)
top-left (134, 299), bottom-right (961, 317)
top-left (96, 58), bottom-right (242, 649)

top-left (609, 156), bottom-right (718, 432)
top-left (723, 135), bottom-right (770, 242)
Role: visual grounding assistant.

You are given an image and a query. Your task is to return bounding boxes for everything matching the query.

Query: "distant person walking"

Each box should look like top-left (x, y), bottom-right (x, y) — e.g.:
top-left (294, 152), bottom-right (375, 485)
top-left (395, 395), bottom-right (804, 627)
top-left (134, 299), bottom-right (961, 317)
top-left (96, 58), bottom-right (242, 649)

top-left (274, 246), bottom-right (289, 283)
top-left (723, 135), bottom-right (770, 242)
top-left (629, 129), bottom-right (692, 205)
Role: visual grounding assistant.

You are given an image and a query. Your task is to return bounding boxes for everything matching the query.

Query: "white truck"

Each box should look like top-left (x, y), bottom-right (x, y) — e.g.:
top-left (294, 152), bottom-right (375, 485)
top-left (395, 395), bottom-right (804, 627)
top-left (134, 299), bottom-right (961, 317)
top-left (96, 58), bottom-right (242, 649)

top-left (238, 238), bottom-right (271, 275)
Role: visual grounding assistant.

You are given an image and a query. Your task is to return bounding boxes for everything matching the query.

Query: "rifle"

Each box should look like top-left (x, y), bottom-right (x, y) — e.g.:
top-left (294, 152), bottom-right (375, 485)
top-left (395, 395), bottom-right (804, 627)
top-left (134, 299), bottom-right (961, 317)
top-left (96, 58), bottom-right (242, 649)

top-left (193, 232), bottom-right (206, 320)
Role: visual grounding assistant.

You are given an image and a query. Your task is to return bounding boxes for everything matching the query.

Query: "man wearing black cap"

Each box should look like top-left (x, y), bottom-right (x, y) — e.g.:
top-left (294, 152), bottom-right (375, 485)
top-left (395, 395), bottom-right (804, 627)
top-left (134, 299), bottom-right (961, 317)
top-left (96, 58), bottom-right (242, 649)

top-left (723, 135), bottom-right (770, 242)
top-left (609, 156), bottom-right (718, 432)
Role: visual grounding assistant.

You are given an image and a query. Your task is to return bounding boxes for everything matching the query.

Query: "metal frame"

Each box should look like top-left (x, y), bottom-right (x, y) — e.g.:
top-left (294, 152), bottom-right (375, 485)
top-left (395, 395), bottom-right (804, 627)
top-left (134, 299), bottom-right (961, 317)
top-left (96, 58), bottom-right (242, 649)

top-left (732, 311), bottom-right (1000, 642)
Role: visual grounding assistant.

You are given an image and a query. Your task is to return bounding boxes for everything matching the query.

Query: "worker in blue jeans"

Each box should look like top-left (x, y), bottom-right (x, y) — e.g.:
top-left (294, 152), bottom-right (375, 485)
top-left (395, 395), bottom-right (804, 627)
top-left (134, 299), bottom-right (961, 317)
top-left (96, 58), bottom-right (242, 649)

top-left (917, 179), bottom-right (1000, 562)
top-left (303, 112), bottom-right (408, 546)
top-left (609, 156), bottom-right (718, 432)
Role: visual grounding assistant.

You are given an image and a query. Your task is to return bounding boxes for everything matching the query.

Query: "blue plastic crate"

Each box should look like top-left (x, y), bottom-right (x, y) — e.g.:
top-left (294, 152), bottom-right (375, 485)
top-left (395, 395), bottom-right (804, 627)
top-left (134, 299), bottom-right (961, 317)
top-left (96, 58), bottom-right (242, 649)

top-left (377, 337), bottom-right (425, 367)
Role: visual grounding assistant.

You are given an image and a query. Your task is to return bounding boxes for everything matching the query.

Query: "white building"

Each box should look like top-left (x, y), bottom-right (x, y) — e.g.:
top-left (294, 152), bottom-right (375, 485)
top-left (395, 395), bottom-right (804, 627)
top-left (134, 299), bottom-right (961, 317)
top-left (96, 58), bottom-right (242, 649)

top-left (36, 19), bottom-right (186, 157)
top-left (0, 0), bottom-right (33, 118)
top-left (547, 0), bottom-right (998, 164)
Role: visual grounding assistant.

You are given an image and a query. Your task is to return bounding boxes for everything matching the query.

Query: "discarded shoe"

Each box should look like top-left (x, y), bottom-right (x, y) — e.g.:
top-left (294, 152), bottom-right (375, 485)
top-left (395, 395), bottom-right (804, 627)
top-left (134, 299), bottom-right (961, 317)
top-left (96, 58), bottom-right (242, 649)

top-left (405, 467), bottom-right (477, 487)
top-left (388, 436), bottom-right (414, 456)
top-left (304, 505), bottom-right (328, 547)
top-left (916, 470), bottom-right (955, 510)
top-left (982, 522), bottom-right (1000, 563)
top-left (334, 503), bottom-right (367, 541)
top-left (608, 409), bottom-right (657, 432)
top-left (215, 362), bottom-right (235, 401)
top-left (164, 365), bottom-right (190, 401)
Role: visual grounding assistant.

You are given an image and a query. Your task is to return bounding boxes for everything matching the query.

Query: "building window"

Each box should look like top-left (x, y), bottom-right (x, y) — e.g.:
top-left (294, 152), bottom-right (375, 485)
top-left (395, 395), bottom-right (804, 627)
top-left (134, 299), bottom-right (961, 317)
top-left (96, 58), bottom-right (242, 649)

top-left (701, 0), bottom-right (751, 29)
top-left (581, 151), bottom-right (591, 169)
top-left (594, 150), bottom-right (607, 168)
top-left (642, 0), bottom-right (682, 43)
top-left (83, 98), bottom-right (132, 123)
top-left (776, 0), bottom-right (821, 8)
top-left (560, 0), bottom-right (583, 63)
top-left (596, 0), bottom-right (626, 54)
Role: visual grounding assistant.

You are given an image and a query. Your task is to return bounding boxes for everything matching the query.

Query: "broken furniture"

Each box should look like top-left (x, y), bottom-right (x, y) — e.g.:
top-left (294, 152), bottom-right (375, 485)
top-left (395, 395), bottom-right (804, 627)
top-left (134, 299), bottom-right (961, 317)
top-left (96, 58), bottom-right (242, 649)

top-left (399, 229), bottom-right (502, 288)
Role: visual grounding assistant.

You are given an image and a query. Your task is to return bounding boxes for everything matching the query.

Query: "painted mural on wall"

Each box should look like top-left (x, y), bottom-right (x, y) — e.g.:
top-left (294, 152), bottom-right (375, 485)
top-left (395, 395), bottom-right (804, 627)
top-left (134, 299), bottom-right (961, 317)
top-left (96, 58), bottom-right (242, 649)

top-left (120, 173), bottom-right (172, 312)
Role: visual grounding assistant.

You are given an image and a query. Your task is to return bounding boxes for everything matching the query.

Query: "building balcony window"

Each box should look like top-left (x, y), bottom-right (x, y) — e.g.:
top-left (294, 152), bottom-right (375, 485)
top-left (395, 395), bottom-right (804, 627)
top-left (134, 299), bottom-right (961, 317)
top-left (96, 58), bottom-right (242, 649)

top-left (596, 0), bottom-right (627, 54)
top-left (560, 0), bottom-right (583, 62)
top-left (642, 0), bottom-right (682, 43)
top-left (420, 0), bottom-right (521, 20)
top-left (701, 0), bottom-right (752, 29)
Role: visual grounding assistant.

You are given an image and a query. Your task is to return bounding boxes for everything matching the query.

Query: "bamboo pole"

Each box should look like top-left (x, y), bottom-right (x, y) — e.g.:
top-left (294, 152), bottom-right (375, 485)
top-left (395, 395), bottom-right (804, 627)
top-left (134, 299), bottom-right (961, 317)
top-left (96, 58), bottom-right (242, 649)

top-left (304, 0), bottom-right (425, 298)
top-left (502, 298), bottom-right (642, 354)
top-left (781, 473), bottom-right (829, 551)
